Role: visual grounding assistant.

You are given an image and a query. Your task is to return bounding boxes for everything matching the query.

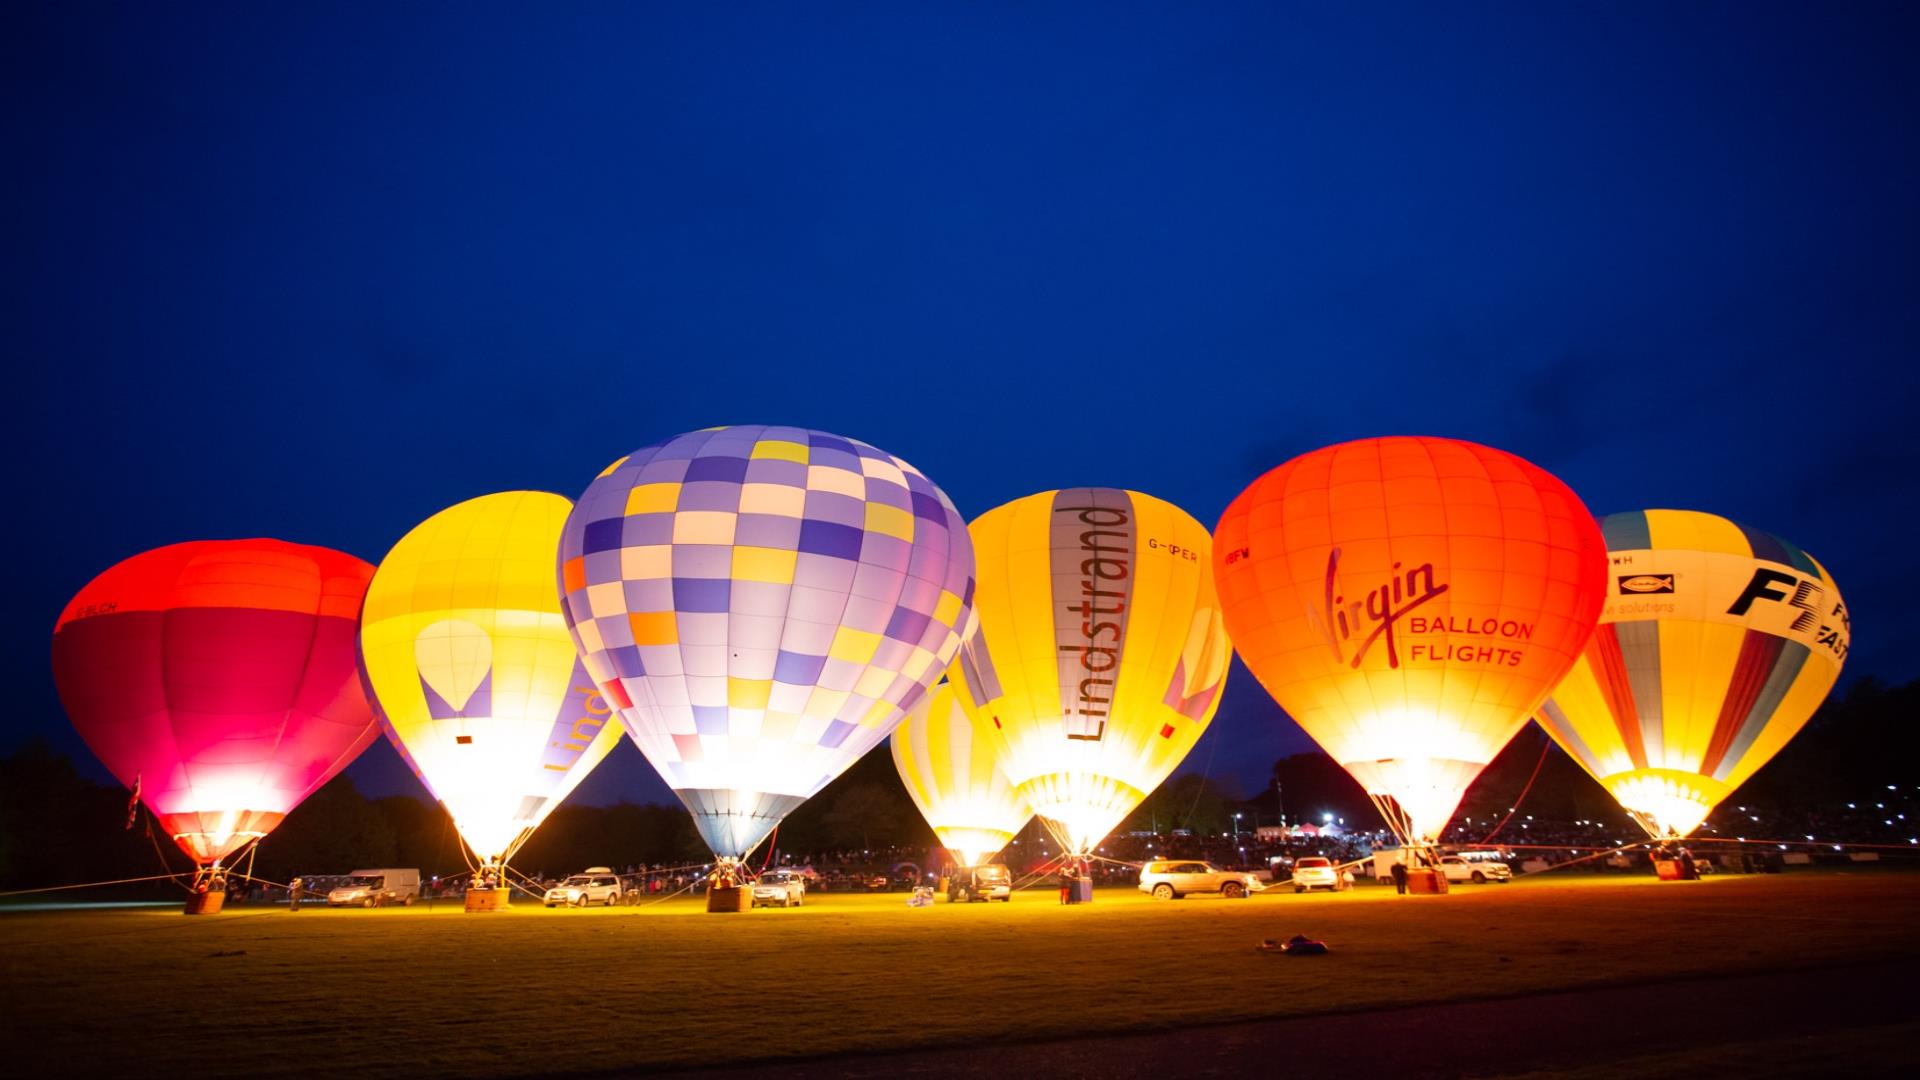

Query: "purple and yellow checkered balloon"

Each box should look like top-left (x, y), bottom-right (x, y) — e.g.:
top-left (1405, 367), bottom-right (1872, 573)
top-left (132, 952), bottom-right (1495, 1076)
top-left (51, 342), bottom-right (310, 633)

top-left (558, 426), bottom-right (977, 860)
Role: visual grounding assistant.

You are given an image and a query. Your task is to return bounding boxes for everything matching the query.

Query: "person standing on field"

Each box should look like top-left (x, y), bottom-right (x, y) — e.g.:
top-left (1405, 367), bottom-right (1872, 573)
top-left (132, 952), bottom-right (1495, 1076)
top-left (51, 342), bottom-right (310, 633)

top-left (1391, 860), bottom-right (1409, 895)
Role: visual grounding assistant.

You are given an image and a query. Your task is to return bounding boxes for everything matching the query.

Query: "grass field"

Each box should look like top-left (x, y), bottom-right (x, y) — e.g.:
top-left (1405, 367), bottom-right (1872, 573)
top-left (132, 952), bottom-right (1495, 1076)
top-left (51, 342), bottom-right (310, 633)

top-left (4, 871), bottom-right (1918, 1078)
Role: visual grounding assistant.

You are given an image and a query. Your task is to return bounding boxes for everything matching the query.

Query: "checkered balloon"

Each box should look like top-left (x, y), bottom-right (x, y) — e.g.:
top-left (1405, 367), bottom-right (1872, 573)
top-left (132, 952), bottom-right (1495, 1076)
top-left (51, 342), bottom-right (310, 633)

top-left (558, 426), bottom-right (977, 859)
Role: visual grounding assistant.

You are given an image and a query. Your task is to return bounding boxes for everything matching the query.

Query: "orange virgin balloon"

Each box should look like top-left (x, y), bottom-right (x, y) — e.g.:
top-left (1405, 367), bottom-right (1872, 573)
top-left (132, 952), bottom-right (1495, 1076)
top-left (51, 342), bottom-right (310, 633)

top-left (1213, 437), bottom-right (1607, 845)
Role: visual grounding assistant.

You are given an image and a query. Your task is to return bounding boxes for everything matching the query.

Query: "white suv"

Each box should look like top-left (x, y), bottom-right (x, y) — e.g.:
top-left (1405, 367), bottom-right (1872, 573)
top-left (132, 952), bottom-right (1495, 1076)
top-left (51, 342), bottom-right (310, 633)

top-left (544, 868), bottom-right (623, 907)
top-left (752, 869), bottom-right (807, 908)
top-left (1289, 856), bottom-right (1341, 893)
top-left (1438, 855), bottom-right (1512, 884)
top-left (1139, 860), bottom-right (1259, 900)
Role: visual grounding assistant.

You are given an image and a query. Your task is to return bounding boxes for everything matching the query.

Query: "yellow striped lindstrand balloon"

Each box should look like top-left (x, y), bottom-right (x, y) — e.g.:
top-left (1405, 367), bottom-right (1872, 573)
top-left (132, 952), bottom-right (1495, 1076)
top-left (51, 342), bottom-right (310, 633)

top-left (948, 489), bottom-right (1230, 855)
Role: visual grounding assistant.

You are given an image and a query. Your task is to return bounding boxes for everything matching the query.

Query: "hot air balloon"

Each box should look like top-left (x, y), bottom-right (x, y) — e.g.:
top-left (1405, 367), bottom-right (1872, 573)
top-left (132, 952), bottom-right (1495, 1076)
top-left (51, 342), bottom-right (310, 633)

top-left (948, 488), bottom-right (1231, 857)
top-left (556, 426), bottom-right (976, 884)
top-left (890, 683), bottom-right (1032, 868)
top-left (51, 540), bottom-right (381, 908)
top-left (1536, 510), bottom-right (1849, 839)
top-left (1213, 437), bottom-right (1607, 849)
top-left (359, 491), bottom-right (624, 903)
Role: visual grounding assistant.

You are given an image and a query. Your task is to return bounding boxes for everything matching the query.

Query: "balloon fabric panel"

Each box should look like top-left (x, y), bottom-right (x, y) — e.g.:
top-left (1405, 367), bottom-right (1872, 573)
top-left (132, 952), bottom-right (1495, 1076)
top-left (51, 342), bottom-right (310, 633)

top-left (51, 541), bottom-right (380, 864)
top-left (360, 491), bottom-right (623, 867)
top-left (890, 683), bottom-right (1032, 867)
top-left (1213, 437), bottom-right (1607, 844)
top-left (1536, 509), bottom-right (1849, 837)
top-left (558, 426), bottom-right (977, 860)
top-left (950, 488), bottom-right (1229, 855)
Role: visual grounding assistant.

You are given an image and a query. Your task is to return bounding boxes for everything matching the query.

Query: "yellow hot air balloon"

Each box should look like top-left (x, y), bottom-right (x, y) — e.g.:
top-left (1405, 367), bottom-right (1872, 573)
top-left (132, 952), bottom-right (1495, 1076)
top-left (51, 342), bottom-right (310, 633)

top-left (891, 683), bottom-right (1032, 868)
top-left (949, 488), bottom-right (1230, 856)
top-left (1537, 509), bottom-right (1850, 838)
top-left (360, 492), bottom-right (624, 888)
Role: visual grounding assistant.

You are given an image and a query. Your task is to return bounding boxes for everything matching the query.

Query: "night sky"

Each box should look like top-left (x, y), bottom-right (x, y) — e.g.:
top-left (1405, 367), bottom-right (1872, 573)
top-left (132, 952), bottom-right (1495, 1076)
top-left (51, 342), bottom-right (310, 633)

top-left (10, 5), bottom-right (1916, 808)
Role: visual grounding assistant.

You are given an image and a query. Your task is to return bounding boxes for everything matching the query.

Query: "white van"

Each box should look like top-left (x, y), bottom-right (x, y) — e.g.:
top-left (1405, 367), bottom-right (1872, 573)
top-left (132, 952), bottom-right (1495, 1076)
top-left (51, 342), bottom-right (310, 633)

top-left (327, 868), bottom-right (422, 907)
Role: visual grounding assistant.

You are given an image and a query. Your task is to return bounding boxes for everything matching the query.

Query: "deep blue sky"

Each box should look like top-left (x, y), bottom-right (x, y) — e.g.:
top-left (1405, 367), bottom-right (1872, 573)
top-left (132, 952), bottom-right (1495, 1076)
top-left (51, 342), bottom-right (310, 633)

top-left (9, 4), bottom-right (1916, 807)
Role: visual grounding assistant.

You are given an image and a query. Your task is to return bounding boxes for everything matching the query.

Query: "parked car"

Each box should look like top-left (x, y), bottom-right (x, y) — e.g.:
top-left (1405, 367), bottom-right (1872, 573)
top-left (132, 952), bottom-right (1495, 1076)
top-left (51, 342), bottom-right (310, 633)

top-left (326, 868), bottom-right (421, 907)
top-left (1290, 856), bottom-right (1341, 893)
top-left (752, 869), bottom-right (807, 908)
top-left (544, 867), bottom-right (623, 907)
top-left (1438, 855), bottom-right (1512, 884)
top-left (1138, 860), bottom-right (1259, 900)
top-left (948, 864), bottom-right (1013, 903)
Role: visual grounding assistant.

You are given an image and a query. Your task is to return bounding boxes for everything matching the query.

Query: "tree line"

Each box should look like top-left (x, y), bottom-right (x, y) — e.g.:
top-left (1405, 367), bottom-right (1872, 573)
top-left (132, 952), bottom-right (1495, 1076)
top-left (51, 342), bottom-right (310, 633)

top-left (3, 677), bottom-right (1910, 894)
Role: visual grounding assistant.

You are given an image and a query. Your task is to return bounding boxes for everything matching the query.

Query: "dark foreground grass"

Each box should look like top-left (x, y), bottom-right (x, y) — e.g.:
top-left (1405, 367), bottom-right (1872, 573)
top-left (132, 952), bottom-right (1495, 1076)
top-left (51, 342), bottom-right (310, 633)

top-left (4, 872), bottom-right (1917, 1078)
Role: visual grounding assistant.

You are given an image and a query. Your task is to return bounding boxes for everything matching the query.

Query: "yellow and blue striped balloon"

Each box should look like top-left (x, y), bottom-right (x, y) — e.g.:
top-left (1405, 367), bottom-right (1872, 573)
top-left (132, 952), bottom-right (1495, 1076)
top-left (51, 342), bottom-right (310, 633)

top-left (1537, 509), bottom-right (1850, 837)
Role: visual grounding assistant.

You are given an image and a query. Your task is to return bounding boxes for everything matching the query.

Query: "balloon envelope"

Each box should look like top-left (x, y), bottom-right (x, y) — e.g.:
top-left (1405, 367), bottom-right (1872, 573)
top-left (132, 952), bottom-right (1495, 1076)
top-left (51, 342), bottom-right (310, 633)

top-left (360, 491), bottom-right (623, 865)
top-left (558, 426), bottom-right (976, 860)
top-left (950, 488), bottom-right (1230, 854)
top-left (1213, 437), bottom-right (1607, 844)
top-left (51, 540), bottom-right (380, 864)
top-left (1537, 510), bottom-right (1850, 837)
top-left (891, 683), bottom-right (1032, 867)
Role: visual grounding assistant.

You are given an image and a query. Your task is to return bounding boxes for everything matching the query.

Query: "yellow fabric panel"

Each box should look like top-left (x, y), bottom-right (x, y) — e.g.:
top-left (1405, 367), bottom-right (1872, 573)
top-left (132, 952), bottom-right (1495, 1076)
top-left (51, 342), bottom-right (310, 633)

top-left (1644, 508), bottom-right (1749, 558)
top-left (750, 439), bottom-right (809, 463)
top-left (1547, 656), bottom-right (1637, 779)
top-left (625, 483), bottom-right (680, 515)
top-left (889, 684), bottom-right (1030, 865)
top-left (1661, 620), bottom-right (1744, 772)
top-left (360, 491), bottom-right (622, 865)
top-left (828, 626), bottom-right (881, 664)
top-left (864, 502), bottom-right (915, 542)
top-left (727, 678), bottom-right (771, 710)
top-left (731, 546), bottom-right (797, 584)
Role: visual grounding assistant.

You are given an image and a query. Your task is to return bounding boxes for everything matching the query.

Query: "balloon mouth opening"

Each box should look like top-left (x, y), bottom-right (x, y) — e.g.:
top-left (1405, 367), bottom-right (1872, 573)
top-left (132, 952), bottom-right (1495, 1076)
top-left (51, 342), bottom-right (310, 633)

top-left (935, 827), bottom-right (1019, 870)
top-left (161, 808), bottom-right (287, 863)
top-left (1342, 756), bottom-right (1483, 847)
top-left (1013, 773), bottom-right (1146, 858)
top-left (1607, 773), bottom-right (1717, 839)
